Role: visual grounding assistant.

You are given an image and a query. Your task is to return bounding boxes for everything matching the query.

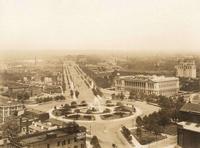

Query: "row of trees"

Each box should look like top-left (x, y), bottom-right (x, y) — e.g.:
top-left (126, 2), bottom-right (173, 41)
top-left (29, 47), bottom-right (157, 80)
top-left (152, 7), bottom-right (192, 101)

top-left (17, 92), bottom-right (30, 103)
top-left (36, 95), bottom-right (65, 103)
top-left (121, 126), bottom-right (132, 142)
top-left (135, 95), bottom-right (186, 137)
top-left (70, 90), bottom-right (80, 98)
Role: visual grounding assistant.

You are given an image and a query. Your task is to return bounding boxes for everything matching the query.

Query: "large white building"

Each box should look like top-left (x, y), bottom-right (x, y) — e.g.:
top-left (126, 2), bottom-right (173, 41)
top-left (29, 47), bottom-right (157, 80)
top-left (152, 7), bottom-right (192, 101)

top-left (175, 59), bottom-right (196, 78)
top-left (0, 103), bottom-right (24, 123)
top-left (114, 75), bottom-right (179, 97)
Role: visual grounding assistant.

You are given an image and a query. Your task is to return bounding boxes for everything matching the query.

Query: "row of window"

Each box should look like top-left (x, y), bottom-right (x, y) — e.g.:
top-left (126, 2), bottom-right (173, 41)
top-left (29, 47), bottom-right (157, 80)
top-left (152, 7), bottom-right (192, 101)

top-left (57, 137), bottom-right (77, 146)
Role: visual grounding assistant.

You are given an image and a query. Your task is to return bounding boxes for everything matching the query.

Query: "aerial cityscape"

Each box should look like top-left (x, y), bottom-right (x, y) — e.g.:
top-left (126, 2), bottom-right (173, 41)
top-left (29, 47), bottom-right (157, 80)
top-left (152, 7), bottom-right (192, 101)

top-left (1, 0), bottom-right (200, 148)
top-left (0, 53), bottom-right (200, 148)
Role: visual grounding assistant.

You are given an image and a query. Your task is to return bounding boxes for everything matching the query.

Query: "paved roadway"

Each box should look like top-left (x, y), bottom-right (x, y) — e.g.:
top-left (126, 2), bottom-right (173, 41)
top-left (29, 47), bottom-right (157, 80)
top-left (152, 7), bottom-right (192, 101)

top-left (27, 61), bottom-right (160, 148)
top-left (64, 62), bottom-right (94, 103)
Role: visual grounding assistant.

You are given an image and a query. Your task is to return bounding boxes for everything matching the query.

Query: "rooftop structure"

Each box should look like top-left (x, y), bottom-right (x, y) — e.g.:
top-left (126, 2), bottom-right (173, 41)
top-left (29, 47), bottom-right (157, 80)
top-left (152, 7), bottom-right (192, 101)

top-left (10, 123), bottom-right (86, 148)
top-left (180, 103), bottom-right (200, 114)
top-left (114, 75), bottom-right (179, 97)
top-left (177, 103), bottom-right (200, 148)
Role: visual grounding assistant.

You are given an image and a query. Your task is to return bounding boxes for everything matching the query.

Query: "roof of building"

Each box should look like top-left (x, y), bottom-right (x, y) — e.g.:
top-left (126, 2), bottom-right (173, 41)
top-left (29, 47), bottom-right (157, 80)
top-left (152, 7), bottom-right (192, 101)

top-left (180, 103), bottom-right (200, 114)
top-left (0, 96), bottom-right (23, 106)
top-left (178, 121), bottom-right (200, 133)
top-left (117, 75), bottom-right (178, 83)
top-left (11, 123), bottom-right (86, 146)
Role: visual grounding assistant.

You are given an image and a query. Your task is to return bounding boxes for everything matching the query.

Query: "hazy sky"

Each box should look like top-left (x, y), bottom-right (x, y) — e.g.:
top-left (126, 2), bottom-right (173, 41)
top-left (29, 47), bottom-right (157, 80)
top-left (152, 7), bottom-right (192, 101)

top-left (0, 0), bottom-right (200, 53)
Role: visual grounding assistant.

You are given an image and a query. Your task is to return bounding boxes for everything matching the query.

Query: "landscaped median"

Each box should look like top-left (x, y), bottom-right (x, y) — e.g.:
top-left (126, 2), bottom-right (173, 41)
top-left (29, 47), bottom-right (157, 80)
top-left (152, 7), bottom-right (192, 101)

top-left (121, 126), bottom-right (177, 148)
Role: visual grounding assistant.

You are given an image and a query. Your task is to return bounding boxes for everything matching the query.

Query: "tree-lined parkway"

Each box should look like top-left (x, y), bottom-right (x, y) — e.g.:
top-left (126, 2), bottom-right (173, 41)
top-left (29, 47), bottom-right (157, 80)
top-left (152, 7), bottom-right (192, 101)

top-left (27, 61), bottom-right (160, 148)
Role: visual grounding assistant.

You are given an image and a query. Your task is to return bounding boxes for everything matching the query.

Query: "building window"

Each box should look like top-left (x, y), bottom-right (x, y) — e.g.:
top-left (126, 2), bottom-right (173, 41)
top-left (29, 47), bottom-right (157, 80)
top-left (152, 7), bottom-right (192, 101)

top-left (74, 137), bottom-right (77, 142)
top-left (57, 141), bottom-right (60, 146)
top-left (47, 144), bottom-right (50, 148)
top-left (74, 146), bottom-right (78, 148)
top-left (81, 144), bottom-right (85, 148)
top-left (62, 140), bottom-right (66, 145)
top-left (68, 139), bottom-right (70, 144)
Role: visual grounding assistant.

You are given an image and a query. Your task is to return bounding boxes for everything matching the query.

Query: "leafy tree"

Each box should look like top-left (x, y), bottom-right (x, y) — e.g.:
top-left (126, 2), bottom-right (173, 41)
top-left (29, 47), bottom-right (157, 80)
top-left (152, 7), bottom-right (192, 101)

top-left (111, 93), bottom-right (116, 100)
top-left (75, 90), bottom-right (80, 98)
top-left (158, 109), bottom-right (171, 127)
top-left (74, 109), bottom-right (80, 113)
top-left (136, 116), bottom-right (143, 127)
top-left (120, 92), bottom-right (125, 100)
top-left (152, 125), bottom-right (162, 140)
top-left (121, 126), bottom-right (132, 142)
top-left (70, 90), bottom-right (74, 98)
top-left (63, 104), bottom-right (72, 112)
top-left (2, 116), bottom-right (20, 138)
top-left (116, 102), bottom-right (123, 107)
top-left (80, 100), bottom-right (87, 106)
top-left (129, 91), bottom-right (136, 99)
top-left (71, 101), bottom-right (77, 108)
top-left (136, 127), bottom-right (142, 138)
top-left (90, 135), bottom-right (101, 148)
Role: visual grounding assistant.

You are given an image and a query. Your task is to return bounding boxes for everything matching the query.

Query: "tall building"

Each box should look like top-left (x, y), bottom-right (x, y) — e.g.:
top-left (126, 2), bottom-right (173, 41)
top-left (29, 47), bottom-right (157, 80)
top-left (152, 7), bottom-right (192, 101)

top-left (177, 103), bottom-right (200, 148)
top-left (0, 102), bottom-right (24, 123)
top-left (10, 123), bottom-right (86, 148)
top-left (114, 75), bottom-right (179, 97)
top-left (175, 59), bottom-right (196, 78)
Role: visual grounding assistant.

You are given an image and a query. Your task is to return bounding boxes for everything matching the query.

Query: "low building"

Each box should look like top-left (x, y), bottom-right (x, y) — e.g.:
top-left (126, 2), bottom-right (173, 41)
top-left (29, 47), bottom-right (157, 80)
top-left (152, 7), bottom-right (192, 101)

top-left (8, 84), bottom-right (43, 98)
top-left (0, 138), bottom-right (10, 148)
top-left (177, 103), bottom-right (200, 148)
top-left (114, 75), bottom-right (179, 97)
top-left (10, 123), bottom-right (86, 148)
top-left (43, 85), bottom-right (62, 94)
top-left (23, 108), bottom-right (49, 122)
top-left (8, 84), bottom-right (29, 98)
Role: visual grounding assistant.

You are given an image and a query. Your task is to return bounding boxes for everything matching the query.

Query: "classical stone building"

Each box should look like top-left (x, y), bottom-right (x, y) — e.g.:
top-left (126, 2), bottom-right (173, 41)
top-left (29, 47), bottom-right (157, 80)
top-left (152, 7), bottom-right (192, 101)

top-left (0, 102), bottom-right (24, 123)
top-left (114, 75), bottom-right (179, 97)
top-left (175, 59), bottom-right (196, 78)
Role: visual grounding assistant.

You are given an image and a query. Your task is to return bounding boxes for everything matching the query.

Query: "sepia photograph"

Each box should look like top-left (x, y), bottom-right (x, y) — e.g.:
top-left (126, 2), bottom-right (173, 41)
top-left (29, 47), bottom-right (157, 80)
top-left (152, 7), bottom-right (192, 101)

top-left (0, 0), bottom-right (200, 148)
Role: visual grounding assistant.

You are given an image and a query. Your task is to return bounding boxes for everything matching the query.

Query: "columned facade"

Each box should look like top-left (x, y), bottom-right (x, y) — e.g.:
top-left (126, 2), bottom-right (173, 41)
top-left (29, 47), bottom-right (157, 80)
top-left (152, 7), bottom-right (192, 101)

top-left (114, 75), bottom-right (179, 97)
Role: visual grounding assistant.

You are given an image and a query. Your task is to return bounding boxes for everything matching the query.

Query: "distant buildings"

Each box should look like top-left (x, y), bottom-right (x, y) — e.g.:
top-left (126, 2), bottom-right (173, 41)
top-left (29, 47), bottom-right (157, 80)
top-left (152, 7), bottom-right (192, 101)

top-left (10, 123), bottom-right (86, 148)
top-left (0, 103), bottom-right (24, 123)
top-left (114, 75), bottom-right (179, 97)
top-left (22, 120), bottom-right (59, 134)
top-left (177, 103), bottom-right (200, 148)
top-left (175, 59), bottom-right (196, 78)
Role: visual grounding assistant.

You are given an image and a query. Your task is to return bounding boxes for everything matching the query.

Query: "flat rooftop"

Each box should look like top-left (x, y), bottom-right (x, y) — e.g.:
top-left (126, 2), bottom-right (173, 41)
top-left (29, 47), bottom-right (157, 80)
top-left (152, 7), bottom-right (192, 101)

top-left (178, 121), bottom-right (200, 133)
top-left (11, 123), bottom-right (86, 146)
top-left (118, 75), bottom-right (178, 83)
top-left (0, 96), bottom-right (22, 106)
top-left (180, 103), bottom-right (200, 114)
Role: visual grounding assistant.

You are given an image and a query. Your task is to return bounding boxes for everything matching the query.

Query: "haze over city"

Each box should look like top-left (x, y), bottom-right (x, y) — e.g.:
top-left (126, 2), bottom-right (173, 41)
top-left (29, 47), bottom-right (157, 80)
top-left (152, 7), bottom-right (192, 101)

top-left (0, 0), bottom-right (200, 54)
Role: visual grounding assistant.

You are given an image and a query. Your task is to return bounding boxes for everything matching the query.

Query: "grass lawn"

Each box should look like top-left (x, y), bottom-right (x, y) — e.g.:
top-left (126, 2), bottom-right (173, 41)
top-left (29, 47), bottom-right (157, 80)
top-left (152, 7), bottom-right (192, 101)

top-left (66, 114), bottom-right (95, 121)
top-left (100, 112), bottom-right (131, 120)
top-left (131, 128), bottom-right (167, 145)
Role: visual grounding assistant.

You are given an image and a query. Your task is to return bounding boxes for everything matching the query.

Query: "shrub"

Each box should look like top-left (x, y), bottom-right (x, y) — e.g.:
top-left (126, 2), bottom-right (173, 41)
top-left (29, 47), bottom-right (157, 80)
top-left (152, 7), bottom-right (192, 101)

top-left (74, 109), bottom-right (81, 113)
top-left (103, 108), bottom-right (111, 113)
top-left (116, 102), bottom-right (123, 107)
top-left (71, 101), bottom-right (77, 108)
